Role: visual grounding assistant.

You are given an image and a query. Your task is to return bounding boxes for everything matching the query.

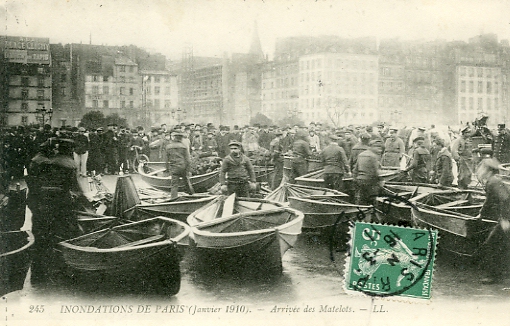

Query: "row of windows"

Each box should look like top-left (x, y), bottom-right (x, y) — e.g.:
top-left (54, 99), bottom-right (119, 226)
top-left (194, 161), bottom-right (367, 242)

top-left (118, 66), bottom-right (136, 73)
top-left (301, 57), bottom-right (377, 71)
top-left (92, 100), bottom-right (135, 109)
top-left (20, 89), bottom-right (46, 100)
top-left (145, 99), bottom-right (172, 108)
top-left (262, 77), bottom-right (297, 89)
top-left (459, 97), bottom-right (500, 111)
top-left (459, 67), bottom-right (499, 78)
top-left (379, 96), bottom-right (405, 107)
top-left (91, 86), bottom-right (135, 95)
top-left (300, 98), bottom-right (376, 109)
top-left (90, 75), bottom-right (137, 83)
top-left (302, 83), bottom-right (376, 96)
top-left (16, 76), bottom-right (46, 87)
top-left (146, 75), bottom-right (172, 83)
top-left (18, 102), bottom-right (46, 111)
top-left (460, 80), bottom-right (499, 94)
top-left (146, 86), bottom-right (172, 95)
top-left (380, 67), bottom-right (404, 77)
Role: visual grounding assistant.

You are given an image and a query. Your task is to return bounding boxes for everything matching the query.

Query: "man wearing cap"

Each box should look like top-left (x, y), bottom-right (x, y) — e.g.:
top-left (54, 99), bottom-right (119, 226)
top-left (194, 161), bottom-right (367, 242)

top-left (72, 126), bottom-right (89, 177)
top-left (269, 130), bottom-right (284, 189)
top-left (382, 128), bottom-right (405, 168)
top-left (476, 158), bottom-right (510, 284)
top-left (26, 137), bottom-right (81, 284)
top-left (451, 126), bottom-right (474, 189)
top-left (164, 129), bottom-right (194, 199)
top-left (220, 141), bottom-right (256, 197)
top-left (321, 134), bottom-right (349, 191)
top-left (290, 129), bottom-right (312, 183)
top-left (350, 133), bottom-right (371, 172)
top-left (430, 138), bottom-right (454, 187)
top-left (216, 126), bottom-right (231, 158)
top-left (353, 140), bottom-right (383, 206)
top-left (492, 124), bottom-right (510, 164)
top-left (202, 131), bottom-right (219, 156)
top-left (403, 137), bottom-right (431, 183)
top-left (308, 128), bottom-right (321, 153)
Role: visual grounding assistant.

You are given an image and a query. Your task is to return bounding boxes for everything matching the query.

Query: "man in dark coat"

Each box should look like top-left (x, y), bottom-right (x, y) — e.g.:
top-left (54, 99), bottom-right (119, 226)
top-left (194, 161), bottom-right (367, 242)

top-left (321, 134), bottom-right (349, 191)
top-left (103, 123), bottom-right (119, 174)
top-left (269, 130), bottom-right (284, 189)
top-left (431, 138), bottom-right (454, 187)
top-left (350, 133), bottom-right (371, 172)
top-left (492, 123), bottom-right (510, 164)
top-left (26, 137), bottom-right (81, 284)
top-left (477, 158), bottom-right (510, 284)
top-left (87, 128), bottom-right (104, 175)
top-left (165, 130), bottom-right (194, 199)
top-left (289, 130), bottom-right (311, 183)
top-left (452, 126), bottom-right (474, 189)
top-left (404, 137), bottom-right (431, 183)
top-left (353, 140), bottom-right (383, 206)
top-left (216, 126), bottom-right (231, 158)
top-left (219, 141), bottom-right (256, 197)
top-left (73, 127), bottom-right (89, 177)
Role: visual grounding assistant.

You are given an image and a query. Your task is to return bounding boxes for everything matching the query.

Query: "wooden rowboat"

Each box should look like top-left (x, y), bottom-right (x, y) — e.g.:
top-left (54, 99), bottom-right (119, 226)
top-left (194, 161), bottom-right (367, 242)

top-left (187, 194), bottom-right (284, 226)
top-left (1, 230), bottom-right (34, 296)
top-left (295, 168), bottom-right (404, 195)
top-left (376, 183), bottom-right (455, 225)
top-left (138, 162), bottom-right (219, 193)
top-left (124, 195), bottom-right (218, 223)
top-left (190, 207), bottom-right (303, 273)
top-left (411, 202), bottom-right (497, 257)
top-left (411, 189), bottom-right (485, 217)
top-left (288, 196), bottom-right (372, 230)
top-left (58, 217), bottom-right (190, 295)
top-left (264, 183), bottom-right (348, 204)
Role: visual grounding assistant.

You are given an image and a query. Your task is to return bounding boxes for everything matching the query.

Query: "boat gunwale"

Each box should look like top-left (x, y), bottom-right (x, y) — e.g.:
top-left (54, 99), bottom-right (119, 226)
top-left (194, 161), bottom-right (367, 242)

top-left (288, 196), bottom-right (372, 209)
top-left (0, 230), bottom-right (34, 258)
top-left (191, 207), bottom-right (304, 238)
top-left (264, 183), bottom-right (349, 201)
top-left (135, 195), bottom-right (218, 209)
top-left (58, 217), bottom-right (190, 253)
top-left (138, 162), bottom-right (219, 181)
top-left (295, 167), bottom-right (402, 183)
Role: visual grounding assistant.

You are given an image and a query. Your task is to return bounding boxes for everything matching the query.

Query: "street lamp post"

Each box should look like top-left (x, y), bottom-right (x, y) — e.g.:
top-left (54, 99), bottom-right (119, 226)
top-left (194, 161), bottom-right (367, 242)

top-left (36, 106), bottom-right (53, 125)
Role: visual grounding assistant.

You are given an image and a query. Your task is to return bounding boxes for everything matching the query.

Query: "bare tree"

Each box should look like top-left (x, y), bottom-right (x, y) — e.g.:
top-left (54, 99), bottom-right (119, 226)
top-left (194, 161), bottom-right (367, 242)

top-left (326, 97), bottom-right (356, 127)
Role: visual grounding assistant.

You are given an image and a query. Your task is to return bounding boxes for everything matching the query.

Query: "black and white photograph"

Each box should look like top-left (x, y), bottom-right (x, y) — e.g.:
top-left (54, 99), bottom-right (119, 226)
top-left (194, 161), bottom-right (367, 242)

top-left (1, 0), bottom-right (510, 325)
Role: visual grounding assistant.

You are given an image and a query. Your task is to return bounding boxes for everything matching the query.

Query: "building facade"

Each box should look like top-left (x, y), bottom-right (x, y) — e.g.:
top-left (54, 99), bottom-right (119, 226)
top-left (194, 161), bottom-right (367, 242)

top-left (299, 52), bottom-right (379, 126)
top-left (140, 70), bottom-right (179, 125)
top-left (0, 36), bottom-right (52, 126)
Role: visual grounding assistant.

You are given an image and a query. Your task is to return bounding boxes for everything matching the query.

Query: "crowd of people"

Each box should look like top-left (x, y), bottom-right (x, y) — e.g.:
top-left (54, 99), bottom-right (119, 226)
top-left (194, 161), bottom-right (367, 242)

top-left (2, 116), bottom-right (510, 285)
top-left (3, 120), bottom-right (510, 191)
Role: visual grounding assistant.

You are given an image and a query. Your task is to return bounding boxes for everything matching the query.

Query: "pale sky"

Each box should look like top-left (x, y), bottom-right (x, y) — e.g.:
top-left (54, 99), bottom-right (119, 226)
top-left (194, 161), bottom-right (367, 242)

top-left (2, 0), bottom-right (510, 60)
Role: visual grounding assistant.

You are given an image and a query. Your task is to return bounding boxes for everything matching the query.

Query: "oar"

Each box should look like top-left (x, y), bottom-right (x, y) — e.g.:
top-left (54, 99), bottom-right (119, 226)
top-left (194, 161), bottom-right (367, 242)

top-left (146, 168), bottom-right (166, 176)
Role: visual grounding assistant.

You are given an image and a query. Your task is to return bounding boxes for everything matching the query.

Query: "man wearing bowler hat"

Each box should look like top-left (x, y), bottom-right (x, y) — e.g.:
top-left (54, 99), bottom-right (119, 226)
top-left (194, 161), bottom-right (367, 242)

top-left (492, 123), bottom-right (510, 164)
top-left (220, 141), bottom-right (256, 197)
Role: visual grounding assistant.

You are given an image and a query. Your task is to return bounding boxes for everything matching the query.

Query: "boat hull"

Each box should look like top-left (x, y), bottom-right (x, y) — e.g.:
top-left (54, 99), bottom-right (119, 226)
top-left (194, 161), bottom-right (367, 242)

top-left (125, 195), bottom-right (217, 222)
top-left (288, 197), bottom-right (372, 229)
top-left (295, 168), bottom-right (404, 195)
top-left (59, 217), bottom-right (189, 295)
top-left (190, 208), bottom-right (303, 273)
top-left (1, 230), bottom-right (34, 296)
top-left (411, 204), bottom-right (497, 256)
top-left (139, 162), bottom-right (219, 193)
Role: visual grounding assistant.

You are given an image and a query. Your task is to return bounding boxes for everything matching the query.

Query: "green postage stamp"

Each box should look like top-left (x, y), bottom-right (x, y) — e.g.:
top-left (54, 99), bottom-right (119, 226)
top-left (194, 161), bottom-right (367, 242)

top-left (345, 222), bottom-right (438, 299)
